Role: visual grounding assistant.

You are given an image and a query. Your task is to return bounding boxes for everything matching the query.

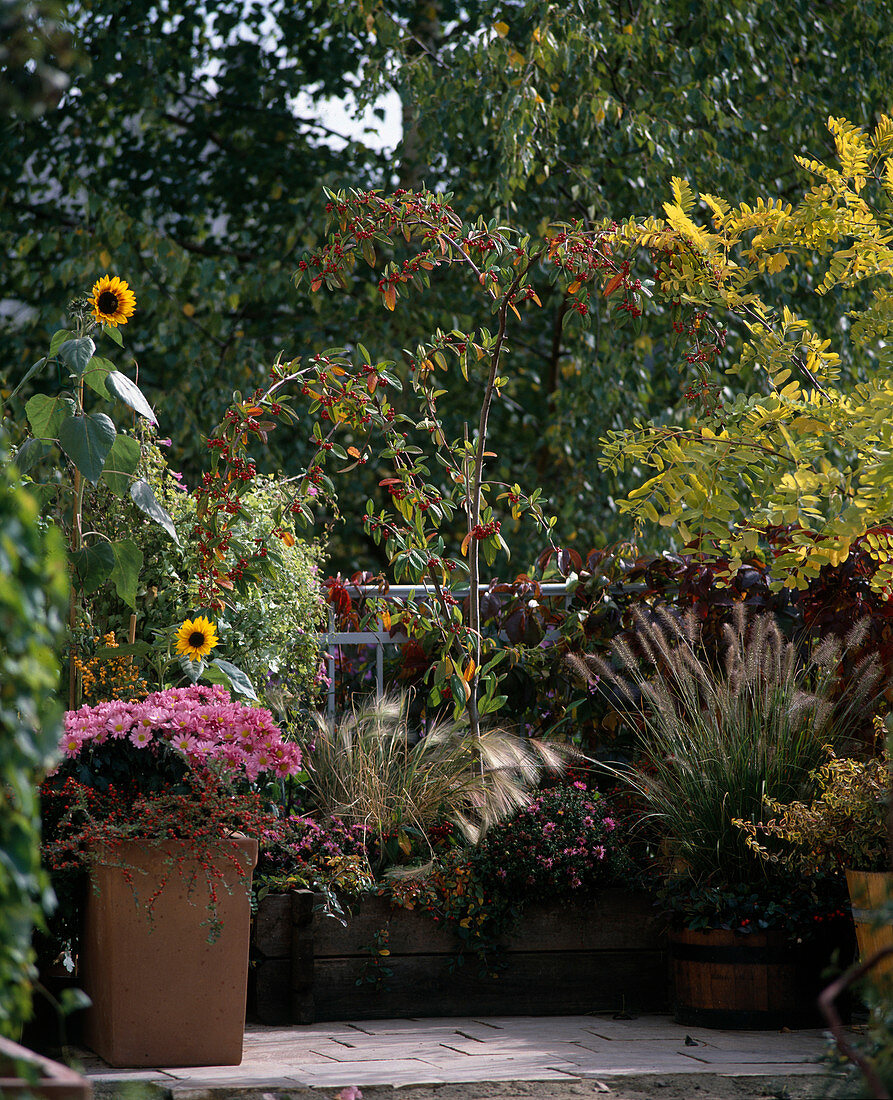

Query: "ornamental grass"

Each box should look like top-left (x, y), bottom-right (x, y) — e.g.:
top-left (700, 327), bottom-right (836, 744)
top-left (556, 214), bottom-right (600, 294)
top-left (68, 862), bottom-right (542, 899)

top-left (304, 693), bottom-right (570, 869)
top-left (571, 605), bottom-right (883, 888)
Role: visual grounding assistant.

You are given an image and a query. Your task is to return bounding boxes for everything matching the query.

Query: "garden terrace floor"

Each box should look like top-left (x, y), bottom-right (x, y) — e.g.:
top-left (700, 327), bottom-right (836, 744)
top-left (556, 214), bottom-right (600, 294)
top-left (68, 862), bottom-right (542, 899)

top-left (79, 1013), bottom-right (851, 1099)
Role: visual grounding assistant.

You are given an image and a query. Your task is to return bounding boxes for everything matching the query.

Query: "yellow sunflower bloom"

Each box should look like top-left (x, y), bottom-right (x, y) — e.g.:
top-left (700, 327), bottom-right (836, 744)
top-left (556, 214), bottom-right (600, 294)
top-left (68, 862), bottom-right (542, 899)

top-left (90, 275), bottom-right (137, 327)
top-left (175, 616), bottom-right (219, 661)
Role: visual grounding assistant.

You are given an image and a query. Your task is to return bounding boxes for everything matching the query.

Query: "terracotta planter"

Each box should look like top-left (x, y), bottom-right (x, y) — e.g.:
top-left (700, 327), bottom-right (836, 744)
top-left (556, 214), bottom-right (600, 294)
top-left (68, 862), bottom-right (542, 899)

top-left (845, 869), bottom-right (893, 989)
top-left (81, 837), bottom-right (257, 1068)
top-left (670, 927), bottom-right (838, 1030)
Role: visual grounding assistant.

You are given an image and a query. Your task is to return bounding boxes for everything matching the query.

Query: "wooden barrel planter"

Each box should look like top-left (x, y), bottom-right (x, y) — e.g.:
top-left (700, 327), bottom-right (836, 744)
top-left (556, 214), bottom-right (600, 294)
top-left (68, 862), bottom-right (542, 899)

top-left (670, 927), bottom-right (843, 1030)
top-left (250, 887), bottom-right (668, 1023)
top-left (845, 869), bottom-right (893, 989)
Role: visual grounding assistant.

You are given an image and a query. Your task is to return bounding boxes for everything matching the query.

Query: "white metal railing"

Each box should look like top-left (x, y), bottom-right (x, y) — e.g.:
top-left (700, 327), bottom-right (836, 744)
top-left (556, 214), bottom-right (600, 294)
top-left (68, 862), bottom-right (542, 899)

top-left (322, 581), bottom-right (570, 725)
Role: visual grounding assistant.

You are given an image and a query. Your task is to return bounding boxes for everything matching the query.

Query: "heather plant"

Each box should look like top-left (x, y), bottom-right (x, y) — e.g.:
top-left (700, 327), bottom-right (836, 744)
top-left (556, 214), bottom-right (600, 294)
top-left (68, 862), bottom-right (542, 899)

top-left (574, 605), bottom-right (882, 890)
top-left (471, 782), bottom-right (628, 902)
top-left (303, 693), bottom-right (570, 872)
top-left (255, 814), bottom-right (373, 917)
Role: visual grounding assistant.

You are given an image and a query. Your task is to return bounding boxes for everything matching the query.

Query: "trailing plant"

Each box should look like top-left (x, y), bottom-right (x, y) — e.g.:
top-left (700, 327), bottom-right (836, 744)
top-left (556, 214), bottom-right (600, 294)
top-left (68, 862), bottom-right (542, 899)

top-left (0, 432), bottom-right (67, 1037)
top-left (40, 684), bottom-right (304, 950)
top-left (254, 813), bottom-right (373, 920)
top-left (571, 604), bottom-right (882, 925)
top-left (380, 782), bottom-right (632, 975)
top-left (302, 693), bottom-right (569, 873)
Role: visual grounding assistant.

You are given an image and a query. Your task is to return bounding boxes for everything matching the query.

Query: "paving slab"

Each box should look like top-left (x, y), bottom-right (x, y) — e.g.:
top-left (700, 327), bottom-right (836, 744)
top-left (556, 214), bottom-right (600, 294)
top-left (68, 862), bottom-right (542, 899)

top-left (78, 1013), bottom-right (851, 1098)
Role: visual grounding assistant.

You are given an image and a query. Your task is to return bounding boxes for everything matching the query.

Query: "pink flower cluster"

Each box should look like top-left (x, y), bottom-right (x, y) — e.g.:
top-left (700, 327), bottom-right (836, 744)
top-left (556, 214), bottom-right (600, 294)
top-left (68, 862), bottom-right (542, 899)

top-left (60, 684), bottom-right (302, 781)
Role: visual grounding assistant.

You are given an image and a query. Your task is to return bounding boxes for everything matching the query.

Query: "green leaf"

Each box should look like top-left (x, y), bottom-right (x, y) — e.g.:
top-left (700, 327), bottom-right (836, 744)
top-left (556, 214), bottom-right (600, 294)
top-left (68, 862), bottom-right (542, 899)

top-left (58, 412), bottom-right (116, 484)
top-left (478, 694), bottom-right (507, 715)
top-left (179, 654), bottom-right (204, 684)
top-left (13, 437), bottom-right (53, 473)
top-left (57, 337), bottom-right (96, 376)
top-left (209, 658), bottom-right (258, 701)
top-left (82, 356), bottom-right (114, 400)
top-left (109, 538), bottom-right (143, 609)
top-left (102, 323), bottom-right (124, 348)
top-left (7, 357), bottom-right (47, 405)
top-left (70, 542), bottom-right (116, 594)
top-left (94, 641), bottom-right (152, 659)
top-left (101, 434), bottom-right (140, 497)
top-left (49, 330), bottom-right (75, 357)
top-left (130, 478), bottom-right (180, 543)
top-left (25, 393), bottom-right (77, 440)
top-left (105, 371), bottom-right (157, 423)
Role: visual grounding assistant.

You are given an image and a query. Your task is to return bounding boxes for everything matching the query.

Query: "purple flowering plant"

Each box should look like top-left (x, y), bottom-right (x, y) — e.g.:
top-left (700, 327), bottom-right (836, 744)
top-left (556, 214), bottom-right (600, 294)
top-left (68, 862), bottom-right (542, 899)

top-left (255, 813), bottom-right (373, 919)
top-left (56, 684), bottom-right (302, 798)
top-left (41, 686), bottom-right (306, 944)
top-left (471, 782), bottom-right (629, 902)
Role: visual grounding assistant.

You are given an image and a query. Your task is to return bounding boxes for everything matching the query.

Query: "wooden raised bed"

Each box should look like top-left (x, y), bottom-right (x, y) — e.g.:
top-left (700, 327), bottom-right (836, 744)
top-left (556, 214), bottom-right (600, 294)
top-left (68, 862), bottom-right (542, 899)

top-left (0, 1034), bottom-right (92, 1099)
top-left (250, 887), bottom-right (668, 1023)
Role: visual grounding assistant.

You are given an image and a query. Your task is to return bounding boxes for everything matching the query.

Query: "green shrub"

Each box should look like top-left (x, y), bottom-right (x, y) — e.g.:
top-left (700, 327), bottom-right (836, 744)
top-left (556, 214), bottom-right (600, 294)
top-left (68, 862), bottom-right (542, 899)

top-left (79, 431), bottom-right (325, 712)
top-left (0, 433), bottom-right (67, 1036)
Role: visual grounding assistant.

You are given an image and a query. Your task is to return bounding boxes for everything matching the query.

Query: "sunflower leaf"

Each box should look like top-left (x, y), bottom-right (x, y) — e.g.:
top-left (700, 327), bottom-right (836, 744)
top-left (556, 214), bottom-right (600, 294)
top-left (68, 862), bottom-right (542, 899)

top-left (109, 538), bottom-right (143, 609)
top-left (49, 330), bottom-right (75, 357)
top-left (70, 542), bottom-right (116, 594)
top-left (101, 434), bottom-right (140, 497)
top-left (179, 654), bottom-right (204, 684)
top-left (105, 371), bottom-right (157, 423)
top-left (58, 412), bottom-right (116, 484)
top-left (130, 478), bottom-right (180, 543)
top-left (26, 393), bottom-right (77, 440)
top-left (209, 658), bottom-right (258, 701)
top-left (83, 356), bottom-right (114, 400)
top-left (6, 356), bottom-right (47, 405)
top-left (102, 323), bottom-right (124, 348)
top-left (13, 436), bottom-right (54, 473)
top-left (57, 337), bottom-right (95, 377)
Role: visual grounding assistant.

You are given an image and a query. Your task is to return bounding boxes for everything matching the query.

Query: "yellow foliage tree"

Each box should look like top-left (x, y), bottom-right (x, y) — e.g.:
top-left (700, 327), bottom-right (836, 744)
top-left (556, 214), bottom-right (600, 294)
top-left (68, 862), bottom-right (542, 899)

top-left (601, 115), bottom-right (893, 594)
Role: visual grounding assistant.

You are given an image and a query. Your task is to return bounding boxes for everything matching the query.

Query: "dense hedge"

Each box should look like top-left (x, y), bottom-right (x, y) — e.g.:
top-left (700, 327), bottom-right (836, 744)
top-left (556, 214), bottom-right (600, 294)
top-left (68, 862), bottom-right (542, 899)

top-left (0, 433), bottom-right (67, 1036)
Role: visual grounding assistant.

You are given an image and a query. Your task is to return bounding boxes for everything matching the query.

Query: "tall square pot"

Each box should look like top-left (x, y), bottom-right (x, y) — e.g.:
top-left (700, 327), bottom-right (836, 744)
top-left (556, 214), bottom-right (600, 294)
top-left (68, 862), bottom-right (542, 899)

top-left (81, 837), bottom-right (257, 1068)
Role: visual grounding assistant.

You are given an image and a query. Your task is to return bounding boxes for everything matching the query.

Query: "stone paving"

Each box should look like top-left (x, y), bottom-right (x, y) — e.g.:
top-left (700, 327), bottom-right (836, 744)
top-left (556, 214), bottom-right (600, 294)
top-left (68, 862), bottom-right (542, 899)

top-left (79, 1013), bottom-right (848, 1097)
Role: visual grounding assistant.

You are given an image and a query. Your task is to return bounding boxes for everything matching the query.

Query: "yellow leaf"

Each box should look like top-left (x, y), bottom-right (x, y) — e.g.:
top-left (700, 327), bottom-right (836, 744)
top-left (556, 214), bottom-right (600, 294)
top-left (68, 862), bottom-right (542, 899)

top-left (99, 249), bottom-right (112, 268)
top-left (493, 21), bottom-right (509, 37)
top-left (767, 252), bottom-right (789, 274)
top-left (461, 532), bottom-right (471, 556)
top-left (622, 23), bottom-right (633, 34)
top-left (182, 302), bottom-right (196, 317)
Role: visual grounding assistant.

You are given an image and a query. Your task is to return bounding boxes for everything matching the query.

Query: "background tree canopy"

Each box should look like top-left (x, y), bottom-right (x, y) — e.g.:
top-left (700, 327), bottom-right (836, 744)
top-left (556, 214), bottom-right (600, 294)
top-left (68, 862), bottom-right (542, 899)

top-left (3, 0), bottom-right (892, 573)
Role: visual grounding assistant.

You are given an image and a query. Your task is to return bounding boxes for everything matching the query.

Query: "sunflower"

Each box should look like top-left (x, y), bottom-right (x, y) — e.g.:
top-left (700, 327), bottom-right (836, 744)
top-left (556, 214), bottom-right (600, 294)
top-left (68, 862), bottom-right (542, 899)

top-left (90, 275), bottom-right (137, 327)
top-left (175, 616), bottom-right (219, 661)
